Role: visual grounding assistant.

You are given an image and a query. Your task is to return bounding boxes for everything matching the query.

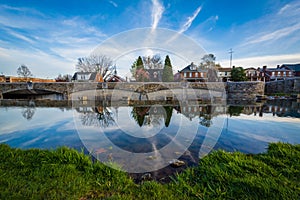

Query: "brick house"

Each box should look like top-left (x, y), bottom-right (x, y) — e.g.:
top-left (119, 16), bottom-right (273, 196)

top-left (261, 65), bottom-right (294, 81)
top-left (179, 62), bottom-right (207, 82)
top-left (281, 64), bottom-right (300, 77)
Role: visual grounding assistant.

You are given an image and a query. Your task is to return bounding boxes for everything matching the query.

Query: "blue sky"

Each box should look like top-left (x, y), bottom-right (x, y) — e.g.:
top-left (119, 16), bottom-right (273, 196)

top-left (0, 0), bottom-right (300, 78)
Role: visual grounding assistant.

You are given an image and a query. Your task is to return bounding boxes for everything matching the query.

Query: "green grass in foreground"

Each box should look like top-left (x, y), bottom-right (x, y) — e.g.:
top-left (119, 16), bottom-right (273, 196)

top-left (0, 143), bottom-right (299, 199)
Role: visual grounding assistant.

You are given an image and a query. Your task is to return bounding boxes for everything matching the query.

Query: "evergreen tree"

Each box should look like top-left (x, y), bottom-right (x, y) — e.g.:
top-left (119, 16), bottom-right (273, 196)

top-left (131, 56), bottom-right (149, 82)
top-left (136, 56), bottom-right (144, 70)
top-left (162, 55), bottom-right (174, 82)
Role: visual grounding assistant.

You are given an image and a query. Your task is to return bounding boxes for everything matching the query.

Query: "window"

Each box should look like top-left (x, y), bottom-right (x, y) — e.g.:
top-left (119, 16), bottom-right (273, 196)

top-left (184, 72), bottom-right (187, 77)
top-left (200, 72), bottom-right (203, 77)
top-left (225, 72), bottom-right (227, 76)
top-left (190, 72), bottom-right (192, 77)
top-left (289, 71), bottom-right (292, 76)
top-left (283, 71), bottom-right (286, 76)
top-left (272, 72), bottom-right (275, 76)
top-left (195, 72), bottom-right (198, 77)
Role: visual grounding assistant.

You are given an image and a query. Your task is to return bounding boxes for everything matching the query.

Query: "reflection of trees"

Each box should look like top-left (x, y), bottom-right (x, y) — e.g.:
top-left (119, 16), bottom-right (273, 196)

top-left (164, 106), bottom-right (173, 127)
top-left (131, 106), bottom-right (174, 127)
top-left (21, 107), bottom-right (36, 120)
top-left (79, 106), bottom-right (115, 128)
top-left (228, 106), bottom-right (244, 117)
top-left (199, 106), bottom-right (214, 127)
top-left (131, 107), bottom-right (150, 127)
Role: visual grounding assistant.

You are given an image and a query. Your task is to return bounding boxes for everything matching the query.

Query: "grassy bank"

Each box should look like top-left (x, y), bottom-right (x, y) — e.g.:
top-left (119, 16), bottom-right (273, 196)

top-left (0, 143), bottom-right (299, 199)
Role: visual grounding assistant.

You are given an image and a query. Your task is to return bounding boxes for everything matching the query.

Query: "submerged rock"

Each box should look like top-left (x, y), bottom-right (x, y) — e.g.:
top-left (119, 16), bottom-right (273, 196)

top-left (169, 159), bottom-right (185, 168)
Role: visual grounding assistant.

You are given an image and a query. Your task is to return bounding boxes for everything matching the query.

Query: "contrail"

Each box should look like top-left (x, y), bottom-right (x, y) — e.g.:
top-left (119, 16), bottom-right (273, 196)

top-left (151, 0), bottom-right (164, 30)
top-left (179, 6), bottom-right (202, 33)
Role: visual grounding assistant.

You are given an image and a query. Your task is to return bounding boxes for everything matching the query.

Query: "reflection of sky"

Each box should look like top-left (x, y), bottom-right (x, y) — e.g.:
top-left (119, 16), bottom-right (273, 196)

top-left (0, 107), bottom-right (82, 149)
top-left (212, 113), bottom-right (300, 154)
top-left (0, 106), bottom-right (300, 155)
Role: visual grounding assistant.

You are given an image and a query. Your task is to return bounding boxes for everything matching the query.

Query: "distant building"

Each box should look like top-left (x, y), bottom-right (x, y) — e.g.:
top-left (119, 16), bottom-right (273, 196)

top-left (0, 75), bottom-right (5, 82)
top-left (105, 68), bottom-right (126, 82)
top-left (146, 69), bottom-right (163, 82)
top-left (72, 72), bottom-right (104, 82)
top-left (280, 64), bottom-right (300, 77)
top-left (245, 67), bottom-right (265, 81)
top-left (1, 76), bottom-right (55, 83)
top-left (262, 65), bottom-right (294, 81)
top-left (179, 62), bottom-right (207, 82)
top-left (218, 68), bottom-right (231, 82)
top-left (106, 74), bottom-right (126, 82)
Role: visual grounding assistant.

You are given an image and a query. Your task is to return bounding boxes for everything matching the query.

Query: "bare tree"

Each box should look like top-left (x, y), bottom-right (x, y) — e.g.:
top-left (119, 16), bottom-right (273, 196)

top-left (142, 54), bottom-right (163, 69)
top-left (17, 65), bottom-right (33, 78)
top-left (76, 54), bottom-right (114, 78)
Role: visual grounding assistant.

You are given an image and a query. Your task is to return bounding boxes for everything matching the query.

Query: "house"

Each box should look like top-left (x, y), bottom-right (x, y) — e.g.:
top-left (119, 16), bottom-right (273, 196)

top-left (261, 65), bottom-right (294, 81)
top-left (146, 69), bottom-right (163, 82)
top-left (179, 62), bottom-right (207, 82)
top-left (72, 72), bottom-right (104, 82)
top-left (106, 74), bottom-right (126, 82)
top-left (0, 75), bottom-right (5, 82)
top-left (280, 64), bottom-right (300, 77)
top-left (218, 68), bottom-right (231, 82)
top-left (1, 76), bottom-right (55, 83)
top-left (245, 67), bottom-right (265, 81)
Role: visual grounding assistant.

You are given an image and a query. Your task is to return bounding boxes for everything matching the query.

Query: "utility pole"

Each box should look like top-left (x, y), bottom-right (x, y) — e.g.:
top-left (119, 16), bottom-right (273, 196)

top-left (229, 48), bottom-right (234, 68)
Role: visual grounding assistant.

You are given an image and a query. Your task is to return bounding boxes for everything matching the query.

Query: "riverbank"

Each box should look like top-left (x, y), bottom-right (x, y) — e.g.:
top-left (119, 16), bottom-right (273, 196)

top-left (0, 143), bottom-right (299, 199)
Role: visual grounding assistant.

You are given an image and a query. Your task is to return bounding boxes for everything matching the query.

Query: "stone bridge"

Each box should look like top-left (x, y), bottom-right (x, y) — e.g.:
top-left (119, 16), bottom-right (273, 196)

top-left (0, 81), bottom-right (265, 100)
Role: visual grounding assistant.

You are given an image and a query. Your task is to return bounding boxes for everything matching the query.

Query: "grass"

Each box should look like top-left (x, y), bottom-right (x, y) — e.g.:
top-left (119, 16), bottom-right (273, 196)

top-left (0, 143), bottom-right (299, 199)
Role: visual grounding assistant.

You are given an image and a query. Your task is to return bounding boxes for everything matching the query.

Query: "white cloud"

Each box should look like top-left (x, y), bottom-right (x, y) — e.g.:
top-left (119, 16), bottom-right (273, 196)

top-left (179, 6), bottom-right (202, 34)
top-left (151, 0), bottom-right (164, 30)
top-left (219, 53), bottom-right (300, 68)
top-left (109, 0), bottom-right (118, 8)
top-left (244, 22), bottom-right (300, 46)
top-left (278, 4), bottom-right (291, 15)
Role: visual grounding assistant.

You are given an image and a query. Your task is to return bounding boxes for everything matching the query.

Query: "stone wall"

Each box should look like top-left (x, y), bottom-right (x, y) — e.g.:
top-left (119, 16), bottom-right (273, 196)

top-left (265, 78), bottom-right (300, 94)
top-left (226, 81), bottom-right (265, 99)
top-left (0, 81), bottom-right (263, 100)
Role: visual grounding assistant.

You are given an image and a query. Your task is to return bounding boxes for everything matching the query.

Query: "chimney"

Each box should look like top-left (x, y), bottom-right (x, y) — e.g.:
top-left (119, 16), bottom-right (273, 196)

top-left (263, 66), bottom-right (267, 71)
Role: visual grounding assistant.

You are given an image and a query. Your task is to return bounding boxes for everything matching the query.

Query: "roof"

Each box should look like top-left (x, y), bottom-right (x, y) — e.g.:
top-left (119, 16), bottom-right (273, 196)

top-left (72, 72), bottom-right (99, 80)
top-left (218, 68), bottom-right (231, 72)
top-left (266, 68), bottom-right (293, 72)
top-left (106, 74), bottom-right (126, 82)
top-left (281, 64), bottom-right (300, 72)
top-left (179, 62), bottom-right (207, 72)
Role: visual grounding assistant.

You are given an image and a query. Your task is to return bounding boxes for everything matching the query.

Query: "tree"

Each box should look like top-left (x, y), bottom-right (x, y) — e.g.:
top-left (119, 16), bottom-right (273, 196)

top-left (17, 65), bottom-right (32, 78)
top-left (162, 55), bottom-right (174, 82)
top-left (200, 54), bottom-right (216, 69)
top-left (142, 54), bottom-right (163, 69)
top-left (76, 54), bottom-right (113, 79)
top-left (131, 56), bottom-right (149, 82)
top-left (55, 74), bottom-right (72, 82)
top-left (136, 56), bottom-right (144, 70)
top-left (231, 66), bottom-right (247, 82)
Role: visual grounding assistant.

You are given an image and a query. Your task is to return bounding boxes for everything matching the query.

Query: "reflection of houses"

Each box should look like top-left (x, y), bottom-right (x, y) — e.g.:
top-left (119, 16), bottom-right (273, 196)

top-left (262, 65), bottom-right (294, 81)
top-left (281, 64), bottom-right (300, 77)
top-left (245, 67), bottom-right (265, 81)
top-left (218, 68), bottom-right (231, 82)
top-left (72, 72), bottom-right (104, 82)
top-left (179, 62), bottom-right (207, 82)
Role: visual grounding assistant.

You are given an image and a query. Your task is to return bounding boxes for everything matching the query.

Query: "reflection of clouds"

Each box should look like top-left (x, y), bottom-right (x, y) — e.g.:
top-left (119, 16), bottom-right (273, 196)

top-left (0, 107), bottom-right (74, 135)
